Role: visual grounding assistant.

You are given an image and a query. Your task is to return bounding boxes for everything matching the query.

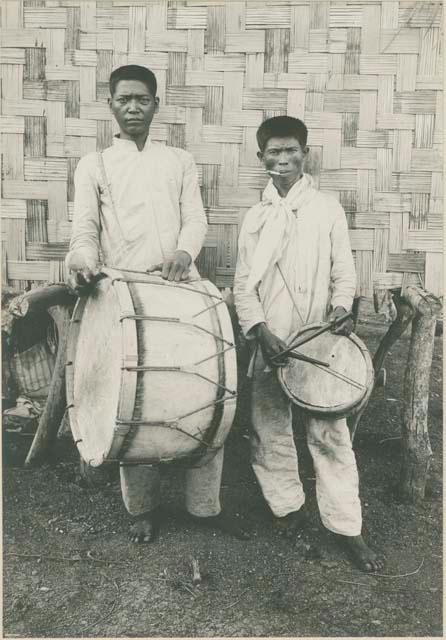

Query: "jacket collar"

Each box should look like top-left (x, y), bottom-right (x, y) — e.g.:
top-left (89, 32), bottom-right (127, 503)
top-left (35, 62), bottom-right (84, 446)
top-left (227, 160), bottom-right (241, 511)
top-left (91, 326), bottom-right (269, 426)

top-left (112, 134), bottom-right (152, 152)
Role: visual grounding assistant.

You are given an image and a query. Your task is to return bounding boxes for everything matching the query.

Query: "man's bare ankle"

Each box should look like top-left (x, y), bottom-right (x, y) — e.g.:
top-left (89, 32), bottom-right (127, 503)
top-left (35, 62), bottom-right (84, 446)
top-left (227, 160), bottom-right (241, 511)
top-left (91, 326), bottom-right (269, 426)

top-left (274, 508), bottom-right (306, 527)
top-left (129, 509), bottom-right (161, 543)
top-left (334, 533), bottom-right (385, 572)
top-left (132, 506), bottom-right (160, 522)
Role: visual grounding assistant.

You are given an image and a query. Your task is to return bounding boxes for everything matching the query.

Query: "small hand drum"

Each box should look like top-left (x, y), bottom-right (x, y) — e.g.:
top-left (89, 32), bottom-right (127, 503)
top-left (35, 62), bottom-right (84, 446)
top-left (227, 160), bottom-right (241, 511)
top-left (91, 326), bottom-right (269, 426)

top-left (277, 323), bottom-right (374, 419)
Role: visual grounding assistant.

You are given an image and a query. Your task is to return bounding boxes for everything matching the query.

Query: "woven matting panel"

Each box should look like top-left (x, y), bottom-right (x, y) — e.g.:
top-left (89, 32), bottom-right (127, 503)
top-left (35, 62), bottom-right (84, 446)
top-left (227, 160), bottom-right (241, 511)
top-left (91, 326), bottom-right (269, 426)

top-left (1, 0), bottom-right (443, 296)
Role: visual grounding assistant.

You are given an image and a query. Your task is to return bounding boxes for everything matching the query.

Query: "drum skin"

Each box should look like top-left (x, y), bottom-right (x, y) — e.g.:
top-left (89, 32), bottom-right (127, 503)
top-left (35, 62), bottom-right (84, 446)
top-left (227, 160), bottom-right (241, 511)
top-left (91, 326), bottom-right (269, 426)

top-left (277, 323), bottom-right (374, 419)
top-left (66, 270), bottom-right (237, 467)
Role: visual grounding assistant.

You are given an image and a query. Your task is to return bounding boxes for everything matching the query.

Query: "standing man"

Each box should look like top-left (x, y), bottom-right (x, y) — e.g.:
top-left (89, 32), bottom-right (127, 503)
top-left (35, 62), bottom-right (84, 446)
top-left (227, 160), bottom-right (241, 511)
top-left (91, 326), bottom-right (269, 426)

top-left (66, 65), bottom-right (247, 543)
top-left (234, 116), bottom-right (384, 571)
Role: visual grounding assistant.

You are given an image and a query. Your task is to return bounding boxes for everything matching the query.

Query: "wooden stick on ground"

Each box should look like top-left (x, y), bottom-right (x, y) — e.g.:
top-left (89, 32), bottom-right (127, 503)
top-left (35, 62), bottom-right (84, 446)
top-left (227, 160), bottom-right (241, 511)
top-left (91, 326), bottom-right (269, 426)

top-left (190, 557), bottom-right (202, 586)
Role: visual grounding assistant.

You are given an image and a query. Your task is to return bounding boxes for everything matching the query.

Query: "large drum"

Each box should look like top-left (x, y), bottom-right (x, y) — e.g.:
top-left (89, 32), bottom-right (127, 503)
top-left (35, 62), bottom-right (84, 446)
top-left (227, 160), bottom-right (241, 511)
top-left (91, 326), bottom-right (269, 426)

top-left (66, 268), bottom-right (237, 467)
top-left (277, 323), bottom-right (374, 419)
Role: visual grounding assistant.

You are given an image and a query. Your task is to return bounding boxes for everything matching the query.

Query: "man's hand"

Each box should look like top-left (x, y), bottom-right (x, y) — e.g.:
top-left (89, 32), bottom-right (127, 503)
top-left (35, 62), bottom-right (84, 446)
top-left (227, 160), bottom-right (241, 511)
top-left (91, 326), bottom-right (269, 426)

top-left (147, 250), bottom-right (192, 282)
top-left (66, 252), bottom-right (100, 295)
top-left (255, 323), bottom-right (289, 367)
top-left (329, 306), bottom-right (354, 336)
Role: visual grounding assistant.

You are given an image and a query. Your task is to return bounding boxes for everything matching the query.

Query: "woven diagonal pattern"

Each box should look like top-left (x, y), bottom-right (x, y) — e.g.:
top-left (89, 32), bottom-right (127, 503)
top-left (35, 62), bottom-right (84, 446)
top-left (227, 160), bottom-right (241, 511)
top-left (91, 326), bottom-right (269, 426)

top-left (1, 0), bottom-right (443, 296)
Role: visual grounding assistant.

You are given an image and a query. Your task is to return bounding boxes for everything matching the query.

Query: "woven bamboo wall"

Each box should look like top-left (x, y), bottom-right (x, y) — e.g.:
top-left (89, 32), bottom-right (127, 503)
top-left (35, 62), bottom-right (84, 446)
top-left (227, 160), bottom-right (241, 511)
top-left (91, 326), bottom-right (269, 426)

top-left (1, 0), bottom-right (443, 296)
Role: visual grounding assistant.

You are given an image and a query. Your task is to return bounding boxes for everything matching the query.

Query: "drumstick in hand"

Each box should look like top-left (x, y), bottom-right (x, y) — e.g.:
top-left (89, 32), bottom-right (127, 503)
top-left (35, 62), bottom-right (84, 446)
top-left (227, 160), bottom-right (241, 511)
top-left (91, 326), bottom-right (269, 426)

top-left (271, 349), bottom-right (329, 367)
top-left (288, 312), bottom-right (353, 352)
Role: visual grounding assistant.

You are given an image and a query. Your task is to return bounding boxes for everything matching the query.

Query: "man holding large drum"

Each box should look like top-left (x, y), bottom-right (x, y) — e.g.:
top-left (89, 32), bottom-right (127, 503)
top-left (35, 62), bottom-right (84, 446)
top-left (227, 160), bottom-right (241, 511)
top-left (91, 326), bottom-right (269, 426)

top-left (234, 116), bottom-right (384, 571)
top-left (66, 65), bottom-right (247, 543)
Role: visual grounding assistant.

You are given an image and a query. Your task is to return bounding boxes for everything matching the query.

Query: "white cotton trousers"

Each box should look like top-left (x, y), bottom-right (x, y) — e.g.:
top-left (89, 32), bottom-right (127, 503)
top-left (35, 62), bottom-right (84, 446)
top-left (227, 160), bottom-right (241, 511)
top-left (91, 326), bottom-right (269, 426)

top-left (250, 350), bottom-right (362, 536)
top-left (119, 447), bottom-right (224, 518)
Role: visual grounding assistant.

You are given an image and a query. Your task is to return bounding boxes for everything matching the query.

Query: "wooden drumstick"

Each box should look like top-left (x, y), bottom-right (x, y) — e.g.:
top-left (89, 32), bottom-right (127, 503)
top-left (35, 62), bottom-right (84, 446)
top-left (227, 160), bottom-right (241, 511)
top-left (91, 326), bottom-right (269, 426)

top-left (271, 349), bottom-right (329, 366)
top-left (275, 311), bottom-right (354, 361)
top-left (285, 351), bottom-right (330, 367)
top-left (190, 557), bottom-right (202, 586)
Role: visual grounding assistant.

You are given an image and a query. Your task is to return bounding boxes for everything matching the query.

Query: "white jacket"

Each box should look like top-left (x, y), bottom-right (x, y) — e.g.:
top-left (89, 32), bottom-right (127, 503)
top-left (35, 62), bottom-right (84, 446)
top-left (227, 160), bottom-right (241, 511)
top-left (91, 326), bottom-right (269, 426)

top-left (66, 135), bottom-right (207, 274)
top-left (234, 179), bottom-right (356, 342)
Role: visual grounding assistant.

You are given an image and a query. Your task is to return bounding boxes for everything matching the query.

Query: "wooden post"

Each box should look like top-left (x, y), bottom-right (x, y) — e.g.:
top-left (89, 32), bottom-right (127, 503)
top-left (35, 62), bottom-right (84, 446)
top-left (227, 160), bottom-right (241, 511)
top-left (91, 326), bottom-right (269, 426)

top-left (372, 291), bottom-right (415, 374)
top-left (351, 296), bottom-right (361, 331)
top-left (399, 286), bottom-right (441, 502)
top-left (25, 304), bottom-right (72, 466)
top-left (9, 285), bottom-right (74, 318)
top-left (348, 290), bottom-right (415, 441)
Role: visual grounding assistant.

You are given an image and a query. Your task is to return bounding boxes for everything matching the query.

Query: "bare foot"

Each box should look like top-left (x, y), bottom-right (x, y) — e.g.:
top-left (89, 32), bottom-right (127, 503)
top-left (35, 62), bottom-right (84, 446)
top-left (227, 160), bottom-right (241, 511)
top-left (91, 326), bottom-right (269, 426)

top-left (129, 510), bottom-right (160, 544)
top-left (338, 534), bottom-right (385, 572)
top-left (273, 509), bottom-right (307, 539)
top-left (190, 511), bottom-right (251, 540)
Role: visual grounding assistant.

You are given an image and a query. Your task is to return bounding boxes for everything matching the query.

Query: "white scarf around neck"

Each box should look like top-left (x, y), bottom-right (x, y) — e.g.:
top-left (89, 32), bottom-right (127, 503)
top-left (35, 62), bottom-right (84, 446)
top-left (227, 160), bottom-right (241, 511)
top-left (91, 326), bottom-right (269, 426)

top-left (245, 173), bottom-right (317, 292)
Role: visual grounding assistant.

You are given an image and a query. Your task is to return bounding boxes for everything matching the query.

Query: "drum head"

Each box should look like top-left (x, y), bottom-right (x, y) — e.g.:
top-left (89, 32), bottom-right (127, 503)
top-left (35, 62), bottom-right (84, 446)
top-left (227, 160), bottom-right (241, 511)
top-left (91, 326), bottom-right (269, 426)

top-left (68, 279), bottom-right (122, 465)
top-left (277, 325), bottom-right (373, 418)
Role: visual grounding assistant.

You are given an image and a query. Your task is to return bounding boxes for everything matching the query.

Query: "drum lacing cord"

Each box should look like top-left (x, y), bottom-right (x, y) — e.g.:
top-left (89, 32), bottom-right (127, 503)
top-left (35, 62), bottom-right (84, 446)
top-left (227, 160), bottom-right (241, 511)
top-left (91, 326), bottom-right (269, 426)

top-left (119, 314), bottom-right (234, 347)
top-left (115, 394), bottom-right (236, 447)
top-left (105, 267), bottom-right (223, 301)
top-left (122, 344), bottom-right (235, 372)
top-left (192, 299), bottom-right (226, 317)
top-left (117, 422), bottom-right (211, 449)
top-left (192, 345), bottom-right (235, 366)
top-left (111, 277), bottom-right (222, 299)
top-left (121, 354), bottom-right (237, 395)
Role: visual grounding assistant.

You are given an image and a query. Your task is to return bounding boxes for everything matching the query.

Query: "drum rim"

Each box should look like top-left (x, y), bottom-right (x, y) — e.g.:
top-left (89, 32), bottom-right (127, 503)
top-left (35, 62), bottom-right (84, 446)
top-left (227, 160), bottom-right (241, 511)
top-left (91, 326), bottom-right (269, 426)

top-left (66, 275), bottom-right (136, 466)
top-left (109, 278), bottom-right (138, 461)
top-left (193, 279), bottom-right (238, 461)
top-left (277, 322), bottom-right (374, 417)
top-left (66, 295), bottom-right (87, 460)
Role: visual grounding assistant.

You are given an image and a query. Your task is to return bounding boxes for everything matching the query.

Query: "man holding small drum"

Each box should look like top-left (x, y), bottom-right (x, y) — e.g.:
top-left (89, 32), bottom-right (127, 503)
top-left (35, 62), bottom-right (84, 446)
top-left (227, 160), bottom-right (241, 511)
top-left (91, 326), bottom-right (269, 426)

top-left (234, 116), bottom-right (384, 571)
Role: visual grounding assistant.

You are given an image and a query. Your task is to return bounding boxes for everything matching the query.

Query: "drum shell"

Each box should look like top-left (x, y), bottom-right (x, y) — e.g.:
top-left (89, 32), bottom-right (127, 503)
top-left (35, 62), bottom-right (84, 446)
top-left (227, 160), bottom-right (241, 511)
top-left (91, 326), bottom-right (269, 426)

top-left (277, 324), bottom-right (374, 419)
top-left (66, 271), bottom-right (237, 467)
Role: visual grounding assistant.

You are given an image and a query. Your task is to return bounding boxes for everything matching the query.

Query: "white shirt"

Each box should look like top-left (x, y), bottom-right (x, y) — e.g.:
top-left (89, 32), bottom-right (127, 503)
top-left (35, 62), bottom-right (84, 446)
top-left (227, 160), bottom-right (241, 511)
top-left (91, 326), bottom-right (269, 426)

top-left (66, 135), bottom-right (207, 274)
top-left (234, 180), bottom-right (356, 342)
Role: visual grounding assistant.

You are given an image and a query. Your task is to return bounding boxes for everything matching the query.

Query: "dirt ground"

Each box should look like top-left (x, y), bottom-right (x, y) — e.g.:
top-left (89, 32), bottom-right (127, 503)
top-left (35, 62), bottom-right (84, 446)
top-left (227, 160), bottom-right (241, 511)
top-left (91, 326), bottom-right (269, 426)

top-left (3, 306), bottom-right (443, 638)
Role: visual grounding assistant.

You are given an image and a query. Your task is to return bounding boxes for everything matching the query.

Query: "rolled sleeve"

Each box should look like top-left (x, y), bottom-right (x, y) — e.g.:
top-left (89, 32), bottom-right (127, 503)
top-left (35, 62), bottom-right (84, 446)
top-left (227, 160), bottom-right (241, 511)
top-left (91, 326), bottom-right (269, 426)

top-left (176, 152), bottom-right (207, 261)
top-left (330, 205), bottom-right (356, 311)
top-left (66, 154), bottom-right (101, 271)
top-left (233, 218), bottom-right (266, 338)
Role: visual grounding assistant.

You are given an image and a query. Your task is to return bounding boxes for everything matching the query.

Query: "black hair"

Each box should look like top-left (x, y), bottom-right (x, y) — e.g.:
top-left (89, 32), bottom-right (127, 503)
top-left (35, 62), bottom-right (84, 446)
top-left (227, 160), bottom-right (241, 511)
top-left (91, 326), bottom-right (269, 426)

top-left (109, 65), bottom-right (157, 97)
top-left (256, 116), bottom-right (308, 151)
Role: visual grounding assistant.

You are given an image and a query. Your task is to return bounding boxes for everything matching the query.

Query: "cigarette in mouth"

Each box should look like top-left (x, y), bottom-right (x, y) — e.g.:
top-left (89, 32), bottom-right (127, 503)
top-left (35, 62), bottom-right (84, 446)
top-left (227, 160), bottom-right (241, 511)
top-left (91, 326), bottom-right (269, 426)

top-left (267, 170), bottom-right (281, 176)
